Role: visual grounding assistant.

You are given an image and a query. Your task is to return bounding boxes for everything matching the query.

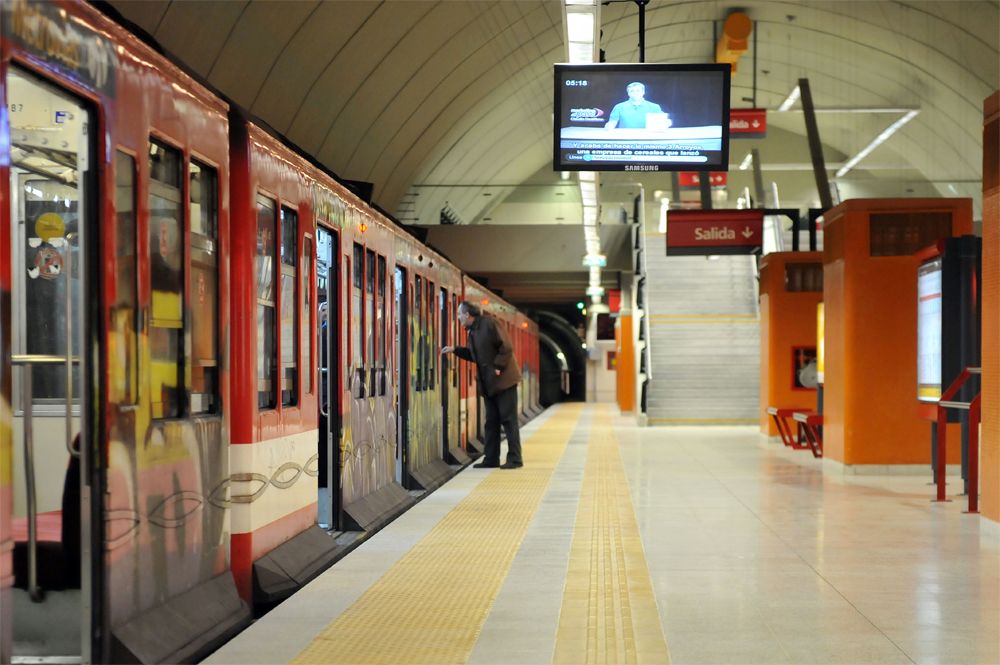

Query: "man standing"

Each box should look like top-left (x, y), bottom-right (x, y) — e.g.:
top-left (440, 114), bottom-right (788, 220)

top-left (604, 81), bottom-right (670, 129)
top-left (442, 302), bottom-right (523, 469)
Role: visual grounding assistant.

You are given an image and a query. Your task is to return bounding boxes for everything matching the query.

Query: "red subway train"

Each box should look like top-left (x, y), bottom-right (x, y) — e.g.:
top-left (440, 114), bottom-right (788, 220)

top-left (0, 1), bottom-right (541, 662)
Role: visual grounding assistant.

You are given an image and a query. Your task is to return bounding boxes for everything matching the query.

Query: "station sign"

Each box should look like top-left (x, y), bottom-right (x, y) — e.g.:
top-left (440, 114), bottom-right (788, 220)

top-left (678, 172), bottom-right (727, 188)
top-left (666, 209), bottom-right (764, 256)
top-left (730, 108), bottom-right (767, 138)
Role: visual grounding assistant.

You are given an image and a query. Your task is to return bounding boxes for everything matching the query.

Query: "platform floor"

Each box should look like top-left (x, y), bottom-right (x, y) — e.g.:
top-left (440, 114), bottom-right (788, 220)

top-left (205, 403), bottom-right (1000, 665)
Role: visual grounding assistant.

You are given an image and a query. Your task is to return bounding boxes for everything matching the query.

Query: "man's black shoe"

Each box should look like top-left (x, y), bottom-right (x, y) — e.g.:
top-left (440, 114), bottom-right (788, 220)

top-left (473, 461), bottom-right (499, 468)
top-left (500, 461), bottom-right (523, 469)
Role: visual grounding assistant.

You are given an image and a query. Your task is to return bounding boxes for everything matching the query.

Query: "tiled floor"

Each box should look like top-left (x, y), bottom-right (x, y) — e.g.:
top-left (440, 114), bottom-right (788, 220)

top-left (205, 404), bottom-right (1000, 665)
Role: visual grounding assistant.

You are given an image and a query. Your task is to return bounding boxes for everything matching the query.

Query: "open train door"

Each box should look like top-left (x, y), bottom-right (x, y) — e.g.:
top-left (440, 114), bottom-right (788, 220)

top-left (1, 66), bottom-right (103, 663)
top-left (316, 229), bottom-right (342, 530)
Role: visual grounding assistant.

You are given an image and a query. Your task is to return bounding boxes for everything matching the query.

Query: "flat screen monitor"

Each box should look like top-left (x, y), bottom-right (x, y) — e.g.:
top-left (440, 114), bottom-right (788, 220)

top-left (917, 257), bottom-right (943, 402)
top-left (553, 63), bottom-right (731, 172)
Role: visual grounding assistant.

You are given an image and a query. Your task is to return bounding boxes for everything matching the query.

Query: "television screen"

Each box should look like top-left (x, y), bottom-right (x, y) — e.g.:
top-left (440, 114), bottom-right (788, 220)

top-left (553, 63), bottom-right (731, 172)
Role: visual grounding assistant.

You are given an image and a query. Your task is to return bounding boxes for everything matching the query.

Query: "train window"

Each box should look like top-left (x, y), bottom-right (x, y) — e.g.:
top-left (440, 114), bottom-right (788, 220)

top-left (302, 236), bottom-right (313, 395)
top-left (353, 244), bottom-right (363, 385)
top-left (148, 140), bottom-right (184, 419)
top-left (280, 206), bottom-right (298, 406)
top-left (366, 249), bottom-right (375, 374)
top-left (377, 254), bottom-right (387, 395)
top-left (256, 195), bottom-right (277, 410)
top-left (112, 151), bottom-right (138, 405)
top-left (190, 160), bottom-right (219, 414)
top-left (414, 275), bottom-right (423, 392)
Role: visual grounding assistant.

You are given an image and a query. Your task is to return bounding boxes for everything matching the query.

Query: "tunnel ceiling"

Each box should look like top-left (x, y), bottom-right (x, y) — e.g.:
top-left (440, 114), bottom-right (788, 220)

top-left (103, 0), bottom-right (997, 271)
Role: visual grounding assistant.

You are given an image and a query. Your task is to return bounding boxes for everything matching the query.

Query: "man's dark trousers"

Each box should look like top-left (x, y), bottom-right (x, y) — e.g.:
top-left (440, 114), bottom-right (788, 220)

top-left (482, 385), bottom-right (522, 466)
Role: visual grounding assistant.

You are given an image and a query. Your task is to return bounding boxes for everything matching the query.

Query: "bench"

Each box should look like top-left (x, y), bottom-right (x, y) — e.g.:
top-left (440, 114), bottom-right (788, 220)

top-left (792, 411), bottom-right (824, 458)
top-left (767, 407), bottom-right (810, 451)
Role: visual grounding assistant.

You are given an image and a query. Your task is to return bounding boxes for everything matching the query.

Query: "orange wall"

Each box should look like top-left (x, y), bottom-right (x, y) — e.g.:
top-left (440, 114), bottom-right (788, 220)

top-left (759, 252), bottom-right (822, 435)
top-left (982, 91), bottom-right (999, 523)
top-left (616, 315), bottom-right (635, 412)
top-left (823, 199), bottom-right (972, 466)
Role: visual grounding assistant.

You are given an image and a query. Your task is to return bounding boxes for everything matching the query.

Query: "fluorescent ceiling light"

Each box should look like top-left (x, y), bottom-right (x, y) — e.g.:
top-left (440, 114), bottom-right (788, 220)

top-left (738, 152), bottom-right (753, 170)
top-left (835, 110), bottom-right (919, 178)
top-left (566, 12), bottom-right (594, 44)
top-left (566, 0), bottom-right (595, 5)
top-left (777, 86), bottom-right (800, 112)
top-left (560, 171), bottom-right (571, 181)
top-left (579, 171), bottom-right (596, 183)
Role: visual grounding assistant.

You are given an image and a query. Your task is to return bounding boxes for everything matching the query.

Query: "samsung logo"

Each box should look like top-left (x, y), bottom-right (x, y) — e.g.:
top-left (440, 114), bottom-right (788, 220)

top-left (625, 165), bottom-right (660, 171)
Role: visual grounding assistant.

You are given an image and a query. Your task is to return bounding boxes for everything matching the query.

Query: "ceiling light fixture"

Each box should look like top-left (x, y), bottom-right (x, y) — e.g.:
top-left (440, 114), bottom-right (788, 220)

top-left (835, 110), bottom-right (919, 178)
top-left (777, 85), bottom-right (800, 111)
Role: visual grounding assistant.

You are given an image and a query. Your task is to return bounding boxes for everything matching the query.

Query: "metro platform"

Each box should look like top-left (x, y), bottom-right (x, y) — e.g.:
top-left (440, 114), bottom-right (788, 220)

top-left (204, 403), bottom-right (1000, 665)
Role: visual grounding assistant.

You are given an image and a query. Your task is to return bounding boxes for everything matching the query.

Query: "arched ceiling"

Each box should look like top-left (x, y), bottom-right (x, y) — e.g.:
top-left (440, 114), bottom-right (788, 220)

top-left (104, 0), bottom-right (997, 231)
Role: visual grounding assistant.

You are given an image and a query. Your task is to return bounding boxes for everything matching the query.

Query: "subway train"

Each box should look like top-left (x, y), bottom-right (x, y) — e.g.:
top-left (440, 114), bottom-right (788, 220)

top-left (0, 1), bottom-right (541, 662)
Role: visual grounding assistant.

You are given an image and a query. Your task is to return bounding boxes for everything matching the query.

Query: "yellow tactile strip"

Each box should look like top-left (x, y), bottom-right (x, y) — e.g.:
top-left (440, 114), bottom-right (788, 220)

top-left (554, 407), bottom-right (671, 665)
top-left (292, 404), bottom-right (582, 665)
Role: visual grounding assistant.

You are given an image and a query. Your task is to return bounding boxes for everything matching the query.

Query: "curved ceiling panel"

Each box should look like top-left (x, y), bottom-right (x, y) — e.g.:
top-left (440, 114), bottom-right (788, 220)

top-left (105, 0), bottom-right (997, 225)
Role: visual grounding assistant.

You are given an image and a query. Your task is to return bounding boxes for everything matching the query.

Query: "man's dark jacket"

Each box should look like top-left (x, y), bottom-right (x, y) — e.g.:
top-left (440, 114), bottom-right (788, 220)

top-left (453, 314), bottom-right (521, 397)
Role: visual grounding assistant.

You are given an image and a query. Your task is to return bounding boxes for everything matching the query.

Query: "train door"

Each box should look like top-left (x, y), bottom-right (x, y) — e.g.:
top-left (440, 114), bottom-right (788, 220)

top-left (394, 267), bottom-right (408, 484)
top-left (439, 288), bottom-right (449, 458)
top-left (2, 67), bottom-right (98, 662)
top-left (316, 229), bottom-right (340, 529)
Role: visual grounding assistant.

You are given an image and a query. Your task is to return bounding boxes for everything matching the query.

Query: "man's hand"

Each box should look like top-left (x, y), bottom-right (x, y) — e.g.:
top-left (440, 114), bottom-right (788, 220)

top-left (441, 346), bottom-right (454, 355)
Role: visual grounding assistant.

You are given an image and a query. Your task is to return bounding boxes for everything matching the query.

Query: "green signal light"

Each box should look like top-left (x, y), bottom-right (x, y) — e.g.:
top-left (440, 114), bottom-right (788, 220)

top-left (576, 301), bottom-right (585, 310)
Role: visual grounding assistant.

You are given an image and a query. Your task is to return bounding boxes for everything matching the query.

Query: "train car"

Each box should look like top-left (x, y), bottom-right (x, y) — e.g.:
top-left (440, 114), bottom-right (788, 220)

top-left (0, 3), bottom-right (545, 661)
top-left (0, 1), bottom-right (249, 662)
top-left (229, 117), bottom-right (474, 607)
top-left (228, 119), bottom-right (325, 604)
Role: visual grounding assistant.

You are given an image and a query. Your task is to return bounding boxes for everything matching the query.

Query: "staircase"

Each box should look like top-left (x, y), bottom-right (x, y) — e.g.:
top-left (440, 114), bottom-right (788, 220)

top-left (641, 220), bottom-right (760, 424)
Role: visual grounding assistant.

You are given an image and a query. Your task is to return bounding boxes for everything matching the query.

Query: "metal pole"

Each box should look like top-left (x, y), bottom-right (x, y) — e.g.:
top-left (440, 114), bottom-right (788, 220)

top-left (65, 237), bottom-right (77, 458)
top-left (637, 0), bottom-right (646, 62)
top-left (752, 23), bottom-right (757, 108)
top-left (968, 394), bottom-right (981, 513)
top-left (699, 173), bottom-right (712, 210)
top-left (798, 78), bottom-right (834, 211)
top-left (751, 149), bottom-right (765, 207)
top-left (935, 406), bottom-right (948, 502)
top-left (21, 365), bottom-right (42, 601)
top-left (670, 171), bottom-right (680, 204)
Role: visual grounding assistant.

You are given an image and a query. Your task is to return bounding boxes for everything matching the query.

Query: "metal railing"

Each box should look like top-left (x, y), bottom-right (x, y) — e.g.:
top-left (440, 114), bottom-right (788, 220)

top-left (934, 367), bottom-right (981, 513)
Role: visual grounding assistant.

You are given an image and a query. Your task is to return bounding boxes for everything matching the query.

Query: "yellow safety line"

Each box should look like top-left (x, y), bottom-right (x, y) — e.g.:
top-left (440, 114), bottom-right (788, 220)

top-left (292, 404), bottom-right (582, 665)
top-left (554, 406), bottom-right (670, 665)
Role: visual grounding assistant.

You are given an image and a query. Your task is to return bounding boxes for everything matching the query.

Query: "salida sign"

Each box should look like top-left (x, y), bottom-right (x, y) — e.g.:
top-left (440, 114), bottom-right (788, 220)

top-left (666, 209), bottom-right (764, 256)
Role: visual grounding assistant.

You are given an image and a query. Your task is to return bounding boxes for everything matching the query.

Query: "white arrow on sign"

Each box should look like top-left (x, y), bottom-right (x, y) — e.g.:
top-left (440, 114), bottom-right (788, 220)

top-left (742, 226), bottom-right (754, 238)
top-left (752, 119), bottom-right (760, 128)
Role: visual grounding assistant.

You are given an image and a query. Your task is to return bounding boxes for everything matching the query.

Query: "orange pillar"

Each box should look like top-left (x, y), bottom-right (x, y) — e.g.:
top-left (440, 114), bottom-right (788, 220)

top-left (759, 252), bottom-right (823, 435)
top-left (616, 314), bottom-right (635, 413)
top-left (823, 199), bottom-right (972, 467)
top-left (981, 91), bottom-right (999, 523)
